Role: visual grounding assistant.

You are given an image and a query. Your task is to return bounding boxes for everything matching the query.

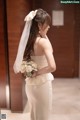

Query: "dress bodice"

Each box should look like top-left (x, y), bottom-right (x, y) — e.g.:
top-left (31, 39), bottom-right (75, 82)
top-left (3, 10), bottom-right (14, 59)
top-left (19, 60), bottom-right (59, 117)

top-left (31, 55), bottom-right (48, 68)
top-left (25, 55), bottom-right (54, 85)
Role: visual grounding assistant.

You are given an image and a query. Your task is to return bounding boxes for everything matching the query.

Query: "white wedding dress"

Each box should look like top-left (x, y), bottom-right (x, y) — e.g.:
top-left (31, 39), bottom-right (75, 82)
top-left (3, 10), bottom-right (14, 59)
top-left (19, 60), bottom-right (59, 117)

top-left (25, 55), bottom-right (54, 120)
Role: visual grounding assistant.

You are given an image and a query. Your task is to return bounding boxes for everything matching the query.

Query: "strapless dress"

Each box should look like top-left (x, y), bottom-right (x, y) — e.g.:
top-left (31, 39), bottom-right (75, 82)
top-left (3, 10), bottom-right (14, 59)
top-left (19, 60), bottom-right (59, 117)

top-left (25, 55), bottom-right (54, 85)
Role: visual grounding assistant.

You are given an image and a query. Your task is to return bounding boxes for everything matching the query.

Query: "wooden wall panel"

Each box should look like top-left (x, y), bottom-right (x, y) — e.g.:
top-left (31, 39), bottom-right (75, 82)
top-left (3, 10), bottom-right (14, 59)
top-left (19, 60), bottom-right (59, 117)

top-left (6, 0), bottom-right (31, 111)
top-left (74, 5), bottom-right (80, 77)
top-left (41, 0), bottom-right (79, 77)
top-left (0, 0), bottom-right (7, 108)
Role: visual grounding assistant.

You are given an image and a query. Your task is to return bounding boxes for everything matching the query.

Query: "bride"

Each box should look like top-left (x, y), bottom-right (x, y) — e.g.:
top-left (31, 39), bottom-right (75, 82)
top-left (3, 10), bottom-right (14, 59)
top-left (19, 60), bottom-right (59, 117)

top-left (13, 8), bottom-right (56, 120)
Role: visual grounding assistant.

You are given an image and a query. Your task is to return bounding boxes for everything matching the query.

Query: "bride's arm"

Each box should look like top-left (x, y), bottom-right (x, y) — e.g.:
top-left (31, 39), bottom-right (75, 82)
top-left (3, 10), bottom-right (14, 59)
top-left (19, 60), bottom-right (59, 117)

top-left (36, 37), bottom-right (56, 76)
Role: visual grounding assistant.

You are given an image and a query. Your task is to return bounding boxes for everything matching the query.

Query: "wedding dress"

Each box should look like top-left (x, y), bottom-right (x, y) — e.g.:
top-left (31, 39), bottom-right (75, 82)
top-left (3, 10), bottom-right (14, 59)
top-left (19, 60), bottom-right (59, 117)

top-left (25, 55), bottom-right (54, 120)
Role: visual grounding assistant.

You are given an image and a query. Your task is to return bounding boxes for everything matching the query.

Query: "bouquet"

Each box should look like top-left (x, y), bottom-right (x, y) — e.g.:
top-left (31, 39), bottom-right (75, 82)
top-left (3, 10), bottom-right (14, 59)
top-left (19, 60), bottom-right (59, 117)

top-left (20, 60), bottom-right (38, 77)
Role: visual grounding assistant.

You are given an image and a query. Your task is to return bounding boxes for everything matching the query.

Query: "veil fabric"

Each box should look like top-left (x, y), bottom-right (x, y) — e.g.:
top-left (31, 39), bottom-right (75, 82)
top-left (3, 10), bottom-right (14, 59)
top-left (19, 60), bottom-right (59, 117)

top-left (13, 10), bottom-right (37, 73)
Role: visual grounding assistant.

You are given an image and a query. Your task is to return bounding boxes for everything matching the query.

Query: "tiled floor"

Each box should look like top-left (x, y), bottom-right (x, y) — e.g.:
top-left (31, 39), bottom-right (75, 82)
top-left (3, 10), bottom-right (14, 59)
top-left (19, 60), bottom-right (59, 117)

top-left (1, 78), bottom-right (80, 120)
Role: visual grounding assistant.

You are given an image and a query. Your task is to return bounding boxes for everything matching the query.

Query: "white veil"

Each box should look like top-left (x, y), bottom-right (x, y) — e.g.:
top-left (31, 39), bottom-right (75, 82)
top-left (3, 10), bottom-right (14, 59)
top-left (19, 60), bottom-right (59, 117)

top-left (13, 10), bottom-right (37, 73)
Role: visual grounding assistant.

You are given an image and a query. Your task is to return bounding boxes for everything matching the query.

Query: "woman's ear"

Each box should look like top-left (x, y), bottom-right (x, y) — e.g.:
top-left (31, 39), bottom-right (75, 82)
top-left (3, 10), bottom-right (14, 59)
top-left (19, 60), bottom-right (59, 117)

top-left (38, 23), bottom-right (42, 30)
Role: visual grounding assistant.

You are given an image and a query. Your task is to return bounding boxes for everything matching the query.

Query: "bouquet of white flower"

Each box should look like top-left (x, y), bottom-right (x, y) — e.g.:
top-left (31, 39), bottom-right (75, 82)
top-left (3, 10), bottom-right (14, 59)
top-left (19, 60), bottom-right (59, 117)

top-left (20, 60), bottom-right (38, 77)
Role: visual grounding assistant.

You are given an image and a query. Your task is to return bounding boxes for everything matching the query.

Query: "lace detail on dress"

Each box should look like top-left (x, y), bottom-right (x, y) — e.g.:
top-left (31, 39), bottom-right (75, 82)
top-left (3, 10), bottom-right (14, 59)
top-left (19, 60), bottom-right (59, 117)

top-left (25, 55), bottom-right (54, 85)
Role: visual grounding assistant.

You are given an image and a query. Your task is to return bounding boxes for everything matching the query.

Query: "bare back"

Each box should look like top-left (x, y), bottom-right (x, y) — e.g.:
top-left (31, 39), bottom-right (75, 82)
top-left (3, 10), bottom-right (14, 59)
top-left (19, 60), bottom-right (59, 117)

top-left (33, 36), bottom-right (53, 56)
top-left (33, 37), bottom-right (44, 56)
top-left (32, 35), bottom-right (56, 73)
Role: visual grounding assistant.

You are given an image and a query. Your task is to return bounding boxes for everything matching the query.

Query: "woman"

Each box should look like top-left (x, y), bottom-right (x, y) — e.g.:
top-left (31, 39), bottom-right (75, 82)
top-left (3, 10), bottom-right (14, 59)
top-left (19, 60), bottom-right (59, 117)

top-left (13, 8), bottom-right (56, 120)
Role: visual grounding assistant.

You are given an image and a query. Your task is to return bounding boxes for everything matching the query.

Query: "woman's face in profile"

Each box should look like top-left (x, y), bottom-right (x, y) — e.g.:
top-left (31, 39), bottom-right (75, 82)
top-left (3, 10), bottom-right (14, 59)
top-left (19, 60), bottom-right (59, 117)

top-left (39, 22), bottom-right (50, 36)
top-left (42, 23), bottom-right (50, 35)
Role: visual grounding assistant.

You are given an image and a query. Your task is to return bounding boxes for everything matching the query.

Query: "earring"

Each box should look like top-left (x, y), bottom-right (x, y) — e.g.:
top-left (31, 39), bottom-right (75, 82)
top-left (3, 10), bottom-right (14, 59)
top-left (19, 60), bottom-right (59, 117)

top-left (39, 30), bottom-right (41, 34)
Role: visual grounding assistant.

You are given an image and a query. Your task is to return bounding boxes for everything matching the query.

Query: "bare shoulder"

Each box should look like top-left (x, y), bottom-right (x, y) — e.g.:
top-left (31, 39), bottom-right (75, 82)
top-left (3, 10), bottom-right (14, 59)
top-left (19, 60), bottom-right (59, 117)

top-left (38, 37), bottom-right (53, 51)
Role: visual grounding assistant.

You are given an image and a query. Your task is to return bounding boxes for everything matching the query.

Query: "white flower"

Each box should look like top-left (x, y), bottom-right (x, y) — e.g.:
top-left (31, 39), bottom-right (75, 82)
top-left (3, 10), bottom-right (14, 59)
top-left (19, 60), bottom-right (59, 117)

top-left (27, 61), bottom-right (37, 68)
top-left (20, 59), bottom-right (38, 77)
top-left (26, 65), bottom-right (33, 72)
top-left (20, 65), bottom-right (26, 73)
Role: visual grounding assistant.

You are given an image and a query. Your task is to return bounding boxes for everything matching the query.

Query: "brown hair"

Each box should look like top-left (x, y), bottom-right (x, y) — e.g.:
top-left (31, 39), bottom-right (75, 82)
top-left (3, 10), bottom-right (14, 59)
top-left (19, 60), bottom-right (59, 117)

top-left (23, 8), bottom-right (51, 60)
